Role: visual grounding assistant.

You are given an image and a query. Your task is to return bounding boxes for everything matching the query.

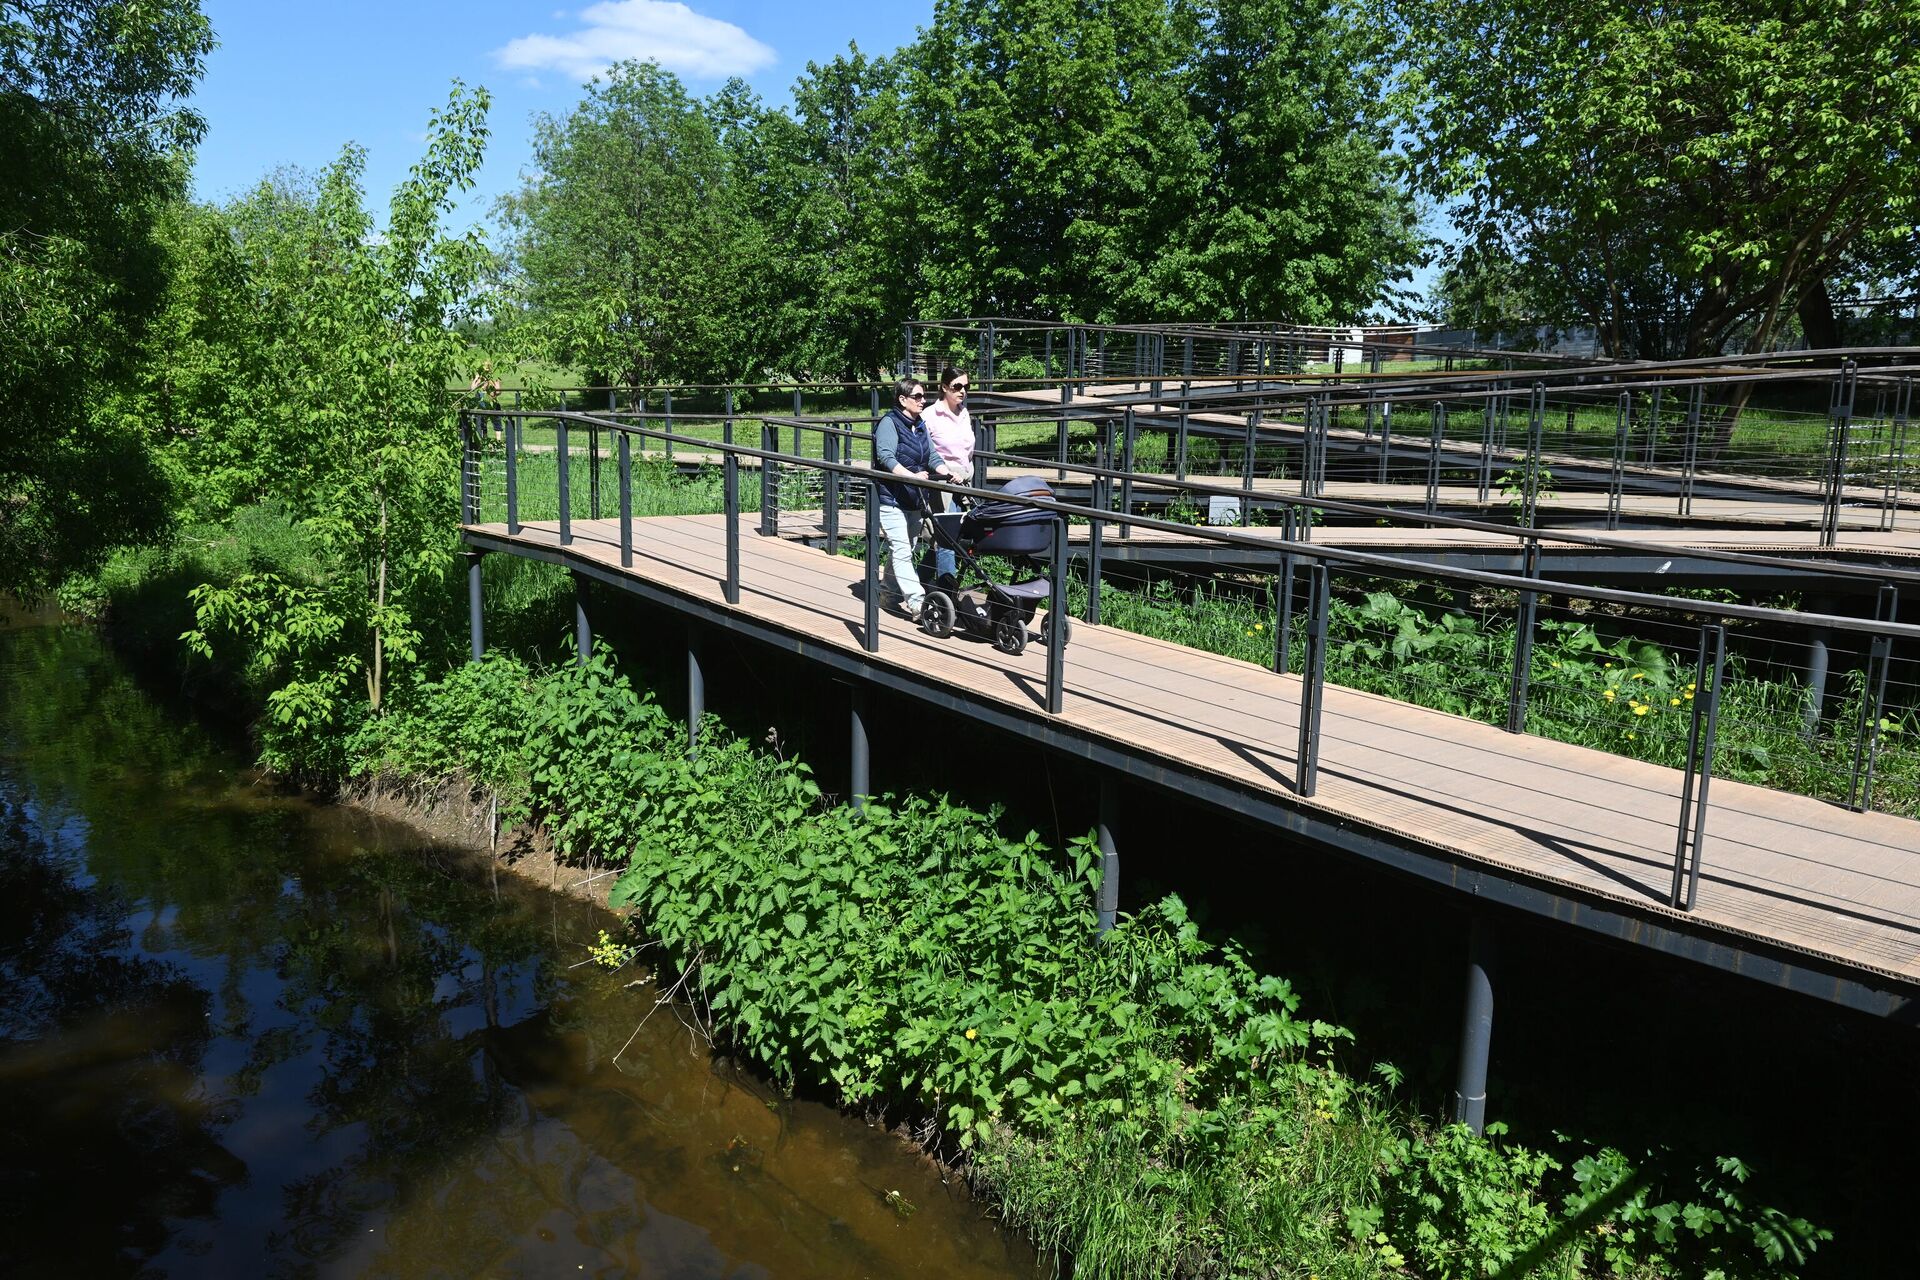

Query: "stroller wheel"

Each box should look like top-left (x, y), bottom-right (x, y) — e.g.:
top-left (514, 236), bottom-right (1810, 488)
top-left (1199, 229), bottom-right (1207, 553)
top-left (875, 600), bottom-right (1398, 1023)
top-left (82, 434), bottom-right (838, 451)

top-left (920, 592), bottom-right (956, 639)
top-left (992, 616), bottom-right (1027, 656)
top-left (1039, 612), bottom-right (1072, 650)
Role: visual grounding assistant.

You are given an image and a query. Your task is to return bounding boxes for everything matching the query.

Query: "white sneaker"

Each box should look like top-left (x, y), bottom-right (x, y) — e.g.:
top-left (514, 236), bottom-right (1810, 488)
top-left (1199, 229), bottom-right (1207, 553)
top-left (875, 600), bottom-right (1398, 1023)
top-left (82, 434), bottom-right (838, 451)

top-left (903, 599), bottom-right (924, 621)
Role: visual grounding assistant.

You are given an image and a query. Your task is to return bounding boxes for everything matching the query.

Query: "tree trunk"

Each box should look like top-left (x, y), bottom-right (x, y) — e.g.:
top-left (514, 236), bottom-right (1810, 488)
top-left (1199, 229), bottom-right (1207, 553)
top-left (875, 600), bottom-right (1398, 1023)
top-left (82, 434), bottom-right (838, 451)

top-left (1798, 277), bottom-right (1841, 351)
top-left (368, 492), bottom-right (387, 712)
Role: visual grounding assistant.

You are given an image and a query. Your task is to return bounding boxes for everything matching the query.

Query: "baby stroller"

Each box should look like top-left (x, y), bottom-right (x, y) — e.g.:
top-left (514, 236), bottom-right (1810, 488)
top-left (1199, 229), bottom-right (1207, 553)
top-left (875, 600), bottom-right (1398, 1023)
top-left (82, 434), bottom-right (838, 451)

top-left (914, 475), bottom-right (1070, 655)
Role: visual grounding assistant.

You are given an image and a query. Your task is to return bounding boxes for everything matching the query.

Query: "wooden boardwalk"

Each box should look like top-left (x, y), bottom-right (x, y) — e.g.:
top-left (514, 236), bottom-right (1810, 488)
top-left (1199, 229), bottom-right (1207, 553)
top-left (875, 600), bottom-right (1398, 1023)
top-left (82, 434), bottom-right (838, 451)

top-left (467, 513), bottom-right (1920, 1010)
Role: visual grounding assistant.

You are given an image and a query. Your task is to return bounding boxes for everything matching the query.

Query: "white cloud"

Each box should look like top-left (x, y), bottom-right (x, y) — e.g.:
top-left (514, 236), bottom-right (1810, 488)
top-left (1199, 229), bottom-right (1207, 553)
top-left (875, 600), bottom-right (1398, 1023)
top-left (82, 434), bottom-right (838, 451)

top-left (495, 1), bottom-right (776, 82)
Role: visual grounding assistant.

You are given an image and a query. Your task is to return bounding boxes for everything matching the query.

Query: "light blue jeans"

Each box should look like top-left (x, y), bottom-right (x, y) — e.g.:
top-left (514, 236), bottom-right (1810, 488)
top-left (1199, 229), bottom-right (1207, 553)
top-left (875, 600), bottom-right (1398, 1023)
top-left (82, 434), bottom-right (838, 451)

top-left (875, 502), bottom-right (926, 610)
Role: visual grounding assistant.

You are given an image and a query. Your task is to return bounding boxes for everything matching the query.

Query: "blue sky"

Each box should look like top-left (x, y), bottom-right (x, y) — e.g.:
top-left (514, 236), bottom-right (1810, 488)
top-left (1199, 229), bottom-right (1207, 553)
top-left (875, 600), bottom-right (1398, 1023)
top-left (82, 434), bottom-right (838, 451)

top-left (191, 1), bottom-right (929, 224)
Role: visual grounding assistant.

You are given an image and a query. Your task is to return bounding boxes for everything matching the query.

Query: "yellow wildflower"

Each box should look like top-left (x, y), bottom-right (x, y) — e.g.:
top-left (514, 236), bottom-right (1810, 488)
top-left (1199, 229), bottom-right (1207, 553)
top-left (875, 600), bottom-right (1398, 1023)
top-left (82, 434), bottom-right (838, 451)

top-left (1684, 691), bottom-right (1695, 700)
top-left (1603, 689), bottom-right (1616, 700)
top-left (1670, 698), bottom-right (1682, 706)
top-left (1631, 672), bottom-right (1646, 680)
top-left (1255, 622), bottom-right (1265, 631)
top-left (965, 1028), bottom-right (978, 1041)
top-left (1633, 704), bottom-right (1650, 717)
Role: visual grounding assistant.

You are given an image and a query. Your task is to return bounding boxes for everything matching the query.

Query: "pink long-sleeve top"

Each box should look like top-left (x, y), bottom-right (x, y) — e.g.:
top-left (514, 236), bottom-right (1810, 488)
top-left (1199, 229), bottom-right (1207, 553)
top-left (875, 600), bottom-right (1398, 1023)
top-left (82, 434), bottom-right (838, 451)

top-left (921, 400), bottom-right (974, 478)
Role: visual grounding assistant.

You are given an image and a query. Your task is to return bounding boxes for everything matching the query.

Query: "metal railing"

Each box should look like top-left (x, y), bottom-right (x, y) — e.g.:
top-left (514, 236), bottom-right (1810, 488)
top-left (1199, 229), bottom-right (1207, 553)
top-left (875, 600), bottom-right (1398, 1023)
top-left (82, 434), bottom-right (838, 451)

top-left (461, 404), bottom-right (1920, 909)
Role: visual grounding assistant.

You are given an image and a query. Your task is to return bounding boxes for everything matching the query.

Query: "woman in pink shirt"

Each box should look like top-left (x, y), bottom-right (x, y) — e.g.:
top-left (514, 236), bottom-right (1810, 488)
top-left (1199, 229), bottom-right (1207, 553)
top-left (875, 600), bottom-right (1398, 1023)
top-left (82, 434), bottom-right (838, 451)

top-left (921, 368), bottom-right (975, 588)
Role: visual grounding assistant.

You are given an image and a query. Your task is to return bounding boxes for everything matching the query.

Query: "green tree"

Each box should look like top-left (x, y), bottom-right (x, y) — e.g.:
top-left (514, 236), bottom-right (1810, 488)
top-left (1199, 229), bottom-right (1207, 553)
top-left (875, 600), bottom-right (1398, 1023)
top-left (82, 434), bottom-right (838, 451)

top-left (0, 0), bottom-right (213, 597)
top-left (907, 0), bottom-right (1212, 322)
top-left (183, 84), bottom-right (493, 763)
top-left (497, 61), bottom-right (762, 386)
top-left (1389, 0), bottom-right (1920, 358)
top-left (1180, 0), bottom-right (1418, 323)
top-left (741, 48), bottom-right (914, 380)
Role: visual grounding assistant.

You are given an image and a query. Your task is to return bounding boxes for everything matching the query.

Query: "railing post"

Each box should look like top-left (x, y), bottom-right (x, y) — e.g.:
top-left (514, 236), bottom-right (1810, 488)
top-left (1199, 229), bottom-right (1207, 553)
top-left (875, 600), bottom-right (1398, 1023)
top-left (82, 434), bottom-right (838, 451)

top-left (1607, 392), bottom-right (1630, 531)
top-left (1884, 378), bottom-right (1911, 532)
top-left (1377, 395), bottom-right (1393, 484)
top-left (588, 419), bottom-right (601, 520)
top-left (1273, 507), bottom-right (1297, 675)
top-left (1242, 407), bottom-right (1257, 494)
top-left (557, 417), bottom-right (572, 546)
top-left (1822, 361), bottom-right (1858, 547)
top-left (1505, 538), bottom-right (1540, 733)
top-left (1425, 402), bottom-right (1444, 514)
top-left (863, 479), bottom-right (881, 652)
top-left (1670, 624), bottom-right (1727, 910)
top-left (506, 412), bottom-right (521, 534)
top-left (722, 396), bottom-right (740, 604)
top-left (1057, 387), bottom-right (1070, 482)
top-left (1175, 388), bottom-right (1190, 481)
top-left (664, 388), bottom-right (674, 460)
top-left (618, 431), bottom-right (633, 567)
top-left (1849, 584), bottom-right (1899, 811)
top-left (1119, 407), bottom-right (1136, 539)
top-left (1295, 562), bottom-right (1330, 797)
top-left (1477, 386), bottom-right (1497, 503)
top-left (759, 420), bottom-right (777, 537)
top-left (823, 430), bottom-right (841, 555)
top-left (1086, 470), bottom-right (1106, 627)
top-left (1522, 383), bottom-right (1546, 529)
top-left (1680, 384), bottom-right (1704, 518)
top-left (1046, 516), bottom-right (1068, 714)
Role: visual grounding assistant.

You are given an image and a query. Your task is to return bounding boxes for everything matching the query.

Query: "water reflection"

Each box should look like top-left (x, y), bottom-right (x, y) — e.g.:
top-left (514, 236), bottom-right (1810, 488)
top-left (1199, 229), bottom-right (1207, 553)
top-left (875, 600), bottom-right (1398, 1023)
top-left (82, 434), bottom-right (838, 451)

top-left (0, 619), bottom-right (1031, 1278)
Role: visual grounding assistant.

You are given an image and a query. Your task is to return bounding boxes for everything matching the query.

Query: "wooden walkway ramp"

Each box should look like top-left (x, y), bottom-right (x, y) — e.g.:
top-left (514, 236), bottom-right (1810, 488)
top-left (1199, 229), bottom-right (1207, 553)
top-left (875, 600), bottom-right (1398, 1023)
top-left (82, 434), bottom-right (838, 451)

top-left (465, 514), bottom-right (1920, 1014)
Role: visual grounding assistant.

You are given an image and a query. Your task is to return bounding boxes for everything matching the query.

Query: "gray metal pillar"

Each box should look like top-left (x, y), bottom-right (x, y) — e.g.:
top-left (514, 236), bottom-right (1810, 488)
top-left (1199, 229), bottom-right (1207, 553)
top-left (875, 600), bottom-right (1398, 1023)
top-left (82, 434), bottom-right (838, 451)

top-left (1451, 914), bottom-right (1497, 1134)
top-left (466, 551), bottom-right (484, 663)
top-left (572, 571), bottom-right (591, 665)
top-left (686, 626), bottom-right (705, 754)
top-left (849, 682), bottom-right (870, 809)
top-left (1096, 774), bottom-right (1119, 935)
top-left (1803, 628), bottom-right (1832, 738)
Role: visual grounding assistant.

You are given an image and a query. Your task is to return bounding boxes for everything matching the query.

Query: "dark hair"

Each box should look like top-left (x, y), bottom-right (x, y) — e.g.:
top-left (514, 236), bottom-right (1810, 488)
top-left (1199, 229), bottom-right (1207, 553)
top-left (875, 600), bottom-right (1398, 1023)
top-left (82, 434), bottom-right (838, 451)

top-left (894, 375), bottom-right (924, 403)
top-left (939, 366), bottom-right (966, 390)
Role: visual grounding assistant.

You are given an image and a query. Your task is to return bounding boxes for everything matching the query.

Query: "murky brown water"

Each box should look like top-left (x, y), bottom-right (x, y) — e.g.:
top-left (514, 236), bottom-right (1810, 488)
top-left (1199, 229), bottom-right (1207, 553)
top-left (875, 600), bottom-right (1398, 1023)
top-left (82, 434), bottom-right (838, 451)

top-left (0, 612), bottom-right (1034, 1278)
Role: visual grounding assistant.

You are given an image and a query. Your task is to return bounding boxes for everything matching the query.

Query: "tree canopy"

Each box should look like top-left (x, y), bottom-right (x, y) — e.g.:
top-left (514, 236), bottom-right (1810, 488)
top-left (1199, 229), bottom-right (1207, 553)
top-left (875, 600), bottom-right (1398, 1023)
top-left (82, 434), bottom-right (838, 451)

top-left (0, 0), bottom-right (213, 596)
top-left (1390, 0), bottom-right (1920, 356)
top-left (496, 0), bottom-right (1419, 380)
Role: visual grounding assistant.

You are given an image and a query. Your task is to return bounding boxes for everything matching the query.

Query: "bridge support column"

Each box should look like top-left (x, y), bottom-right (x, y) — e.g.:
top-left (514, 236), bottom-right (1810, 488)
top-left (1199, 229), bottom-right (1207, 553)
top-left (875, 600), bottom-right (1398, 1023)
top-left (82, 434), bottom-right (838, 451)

top-left (572, 572), bottom-right (592, 665)
top-left (848, 682), bottom-right (870, 809)
top-left (686, 625), bottom-right (705, 755)
top-left (1096, 775), bottom-right (1119, 936)
top-left (466, 551), bottom-right (485, 663)
top-left (1803, 624), bottom-right (1832, 739)
top-left (1451, 914), bottom-right (1498, 1135)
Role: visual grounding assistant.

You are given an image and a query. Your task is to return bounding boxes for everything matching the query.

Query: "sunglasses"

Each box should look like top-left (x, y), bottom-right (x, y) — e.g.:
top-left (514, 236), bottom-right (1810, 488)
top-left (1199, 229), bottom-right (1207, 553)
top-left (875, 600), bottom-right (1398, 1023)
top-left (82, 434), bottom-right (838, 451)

top-left (903, 390), bottom-right (928, 401)
top-left (946, 382), bottom-right (970, 393)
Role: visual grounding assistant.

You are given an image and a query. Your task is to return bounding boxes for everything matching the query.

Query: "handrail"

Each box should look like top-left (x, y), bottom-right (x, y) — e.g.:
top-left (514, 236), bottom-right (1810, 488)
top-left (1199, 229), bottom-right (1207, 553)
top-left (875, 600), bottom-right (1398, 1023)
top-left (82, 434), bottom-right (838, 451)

top-left (495, 402), bottom-right (1920, 588)
top-left (468, 407), bottom-right (1920, 641)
